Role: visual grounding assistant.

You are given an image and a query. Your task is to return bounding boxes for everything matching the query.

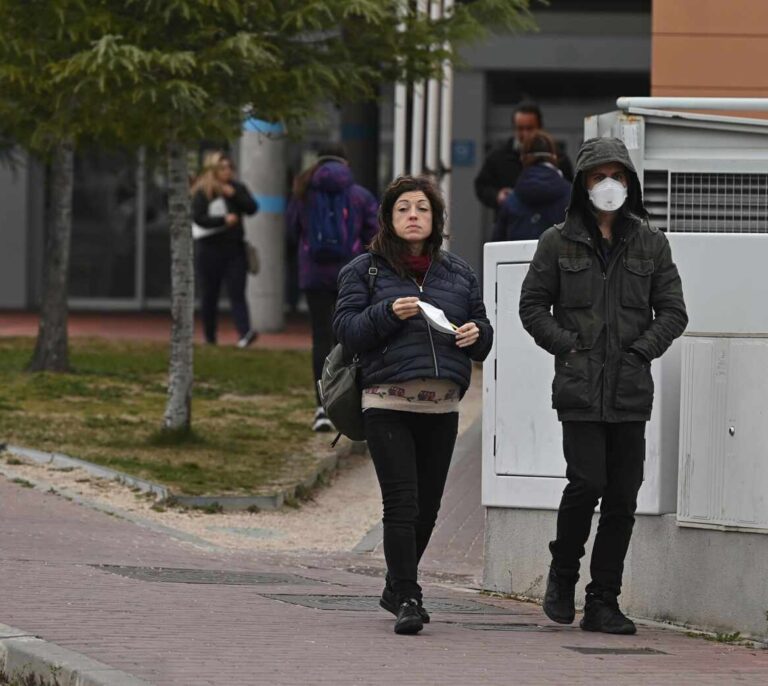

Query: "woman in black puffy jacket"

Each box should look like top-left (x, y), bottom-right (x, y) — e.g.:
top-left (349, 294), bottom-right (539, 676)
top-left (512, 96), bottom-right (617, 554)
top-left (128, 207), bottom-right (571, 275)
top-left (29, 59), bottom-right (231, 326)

top-left (333, 176), bottom-right (493, 635)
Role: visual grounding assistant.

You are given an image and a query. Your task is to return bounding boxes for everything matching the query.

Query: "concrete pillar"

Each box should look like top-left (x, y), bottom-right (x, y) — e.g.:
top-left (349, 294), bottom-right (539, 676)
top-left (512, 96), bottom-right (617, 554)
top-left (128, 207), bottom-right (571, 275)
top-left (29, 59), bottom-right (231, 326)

top-left (448, 70), bottom-right (486, 275)
top-left (239, 119), bottom-right (286, 332)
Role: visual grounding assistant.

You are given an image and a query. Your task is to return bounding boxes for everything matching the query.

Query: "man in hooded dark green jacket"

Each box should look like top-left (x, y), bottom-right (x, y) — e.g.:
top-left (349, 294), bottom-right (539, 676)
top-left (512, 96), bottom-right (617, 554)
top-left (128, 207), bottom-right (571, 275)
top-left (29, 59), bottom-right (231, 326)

top-left (519, 137), bottom-right (687, 635)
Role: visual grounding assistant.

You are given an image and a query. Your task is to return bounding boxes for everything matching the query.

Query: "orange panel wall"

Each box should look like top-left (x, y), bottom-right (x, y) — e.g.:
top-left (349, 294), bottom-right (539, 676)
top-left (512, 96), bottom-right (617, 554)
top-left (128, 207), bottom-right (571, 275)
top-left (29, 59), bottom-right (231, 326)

top-left (652, 0), bottom-right (768, 98)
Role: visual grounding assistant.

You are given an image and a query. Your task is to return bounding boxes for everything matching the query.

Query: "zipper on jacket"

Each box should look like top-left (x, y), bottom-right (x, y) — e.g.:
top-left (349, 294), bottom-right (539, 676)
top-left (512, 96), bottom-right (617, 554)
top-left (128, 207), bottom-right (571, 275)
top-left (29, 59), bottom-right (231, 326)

top-left (601, 236), bottom-right (630, 419)
top-left (601, 269), bottom-right (608, 419)
top-left (412, 262), bottom-right (440, 378)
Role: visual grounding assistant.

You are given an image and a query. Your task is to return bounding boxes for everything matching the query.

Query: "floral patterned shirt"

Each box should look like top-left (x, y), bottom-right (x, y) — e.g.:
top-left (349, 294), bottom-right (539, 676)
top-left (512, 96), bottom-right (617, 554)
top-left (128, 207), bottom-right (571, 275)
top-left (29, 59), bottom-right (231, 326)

top-left (362, 379), bottom-right (460, 414)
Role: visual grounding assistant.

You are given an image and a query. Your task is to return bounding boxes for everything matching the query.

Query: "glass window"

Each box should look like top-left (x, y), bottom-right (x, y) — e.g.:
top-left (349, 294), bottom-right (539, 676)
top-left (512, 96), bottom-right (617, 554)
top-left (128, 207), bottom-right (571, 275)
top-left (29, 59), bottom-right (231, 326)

top-left (69, 150), bottom-right (137, 298)
top-left (143, 157), bottom-right (172, 300)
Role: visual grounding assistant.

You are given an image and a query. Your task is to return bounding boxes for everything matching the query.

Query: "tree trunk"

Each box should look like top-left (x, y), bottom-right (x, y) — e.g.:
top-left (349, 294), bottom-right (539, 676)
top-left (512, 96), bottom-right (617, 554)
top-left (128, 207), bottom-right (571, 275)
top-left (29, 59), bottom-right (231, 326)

top-left (28, 140), bottom-right (74, 372)
top-left (163, 141), bottom-right (194, 431)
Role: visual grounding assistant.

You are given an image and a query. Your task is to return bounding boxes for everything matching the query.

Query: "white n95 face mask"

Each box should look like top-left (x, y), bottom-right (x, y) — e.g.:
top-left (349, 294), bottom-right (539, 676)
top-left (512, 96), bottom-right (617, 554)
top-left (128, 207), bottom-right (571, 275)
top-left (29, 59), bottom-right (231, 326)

top-left (588, 177), bottom-right (627, 212)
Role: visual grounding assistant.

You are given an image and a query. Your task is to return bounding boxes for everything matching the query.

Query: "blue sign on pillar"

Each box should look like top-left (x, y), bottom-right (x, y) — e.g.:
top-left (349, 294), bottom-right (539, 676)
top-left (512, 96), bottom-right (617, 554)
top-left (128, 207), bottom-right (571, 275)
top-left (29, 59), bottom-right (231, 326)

top-left (452, 140), bottom-right (476, 167)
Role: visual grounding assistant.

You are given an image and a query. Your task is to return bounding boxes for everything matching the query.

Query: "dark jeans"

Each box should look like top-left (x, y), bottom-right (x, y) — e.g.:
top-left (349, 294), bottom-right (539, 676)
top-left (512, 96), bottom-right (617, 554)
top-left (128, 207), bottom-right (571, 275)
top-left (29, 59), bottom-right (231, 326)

top-left (363, 409), bottom-right (459, 602)
top-left (550, 421), bottom-right (646, 597)
top-left (196, 240), bottom-right (251, 343)
top-left (305, 289), bottom-right (337, 406)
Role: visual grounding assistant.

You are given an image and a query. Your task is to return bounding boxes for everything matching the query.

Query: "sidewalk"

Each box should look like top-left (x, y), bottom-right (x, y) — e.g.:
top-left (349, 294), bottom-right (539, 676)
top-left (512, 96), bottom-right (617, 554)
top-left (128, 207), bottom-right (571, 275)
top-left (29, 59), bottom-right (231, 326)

top-left (1, 424), bottom-right (767, 685)
top-left (0, 310), bottom-right (312, 349)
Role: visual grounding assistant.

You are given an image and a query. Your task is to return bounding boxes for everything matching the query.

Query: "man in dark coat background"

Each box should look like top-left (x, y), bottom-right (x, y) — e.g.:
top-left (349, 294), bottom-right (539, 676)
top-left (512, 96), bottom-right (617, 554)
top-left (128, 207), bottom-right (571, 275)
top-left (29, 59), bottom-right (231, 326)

top-left (519, 137), bottom-right (687, 635)
top-left (474, 101), bottom-right (574, 213)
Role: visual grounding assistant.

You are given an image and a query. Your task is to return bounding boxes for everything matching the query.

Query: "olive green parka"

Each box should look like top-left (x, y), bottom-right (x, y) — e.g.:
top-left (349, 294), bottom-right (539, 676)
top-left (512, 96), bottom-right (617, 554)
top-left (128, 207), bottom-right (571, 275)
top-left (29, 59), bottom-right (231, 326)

top-left (519, 137), bottom-right (688, 422)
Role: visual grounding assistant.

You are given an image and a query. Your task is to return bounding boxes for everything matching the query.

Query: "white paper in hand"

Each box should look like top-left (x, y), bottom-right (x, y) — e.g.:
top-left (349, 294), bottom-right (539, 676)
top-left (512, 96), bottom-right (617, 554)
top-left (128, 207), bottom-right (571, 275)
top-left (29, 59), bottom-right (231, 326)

top-left (208, 197), bottom-right (227, 217)
top-left (417, 301), bottom-right (458, 335)
top-left (192, 197), bottom-right (229, 240)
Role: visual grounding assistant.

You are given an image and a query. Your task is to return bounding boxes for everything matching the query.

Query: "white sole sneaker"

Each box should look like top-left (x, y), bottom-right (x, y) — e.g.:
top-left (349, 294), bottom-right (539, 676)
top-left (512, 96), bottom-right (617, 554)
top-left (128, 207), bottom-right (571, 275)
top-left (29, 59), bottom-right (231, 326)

top-left (312, 416), bottom-right (334, 432)
top-left (236, 330), bottom-right (259, 348)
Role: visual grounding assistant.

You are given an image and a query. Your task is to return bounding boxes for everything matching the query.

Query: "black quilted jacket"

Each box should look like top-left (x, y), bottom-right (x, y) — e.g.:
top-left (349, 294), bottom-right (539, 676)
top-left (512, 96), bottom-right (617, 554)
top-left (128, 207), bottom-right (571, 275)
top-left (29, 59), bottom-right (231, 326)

top-left (333, 250), bottom-right (493, 395)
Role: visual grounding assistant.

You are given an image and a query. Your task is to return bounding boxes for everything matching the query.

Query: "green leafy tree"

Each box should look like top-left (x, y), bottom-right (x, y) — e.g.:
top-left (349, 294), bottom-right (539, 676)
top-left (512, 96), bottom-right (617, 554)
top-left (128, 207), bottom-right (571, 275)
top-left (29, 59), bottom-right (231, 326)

top-left (0, 0), bottom-right (535, 429)
top-left (0, 1), bottom-right (110, 371)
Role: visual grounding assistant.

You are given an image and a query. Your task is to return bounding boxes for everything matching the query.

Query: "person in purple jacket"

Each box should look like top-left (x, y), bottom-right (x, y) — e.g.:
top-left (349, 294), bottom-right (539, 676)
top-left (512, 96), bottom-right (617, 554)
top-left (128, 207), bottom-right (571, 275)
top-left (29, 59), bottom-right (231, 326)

top-left (287, 144), bottom-right (379, 431)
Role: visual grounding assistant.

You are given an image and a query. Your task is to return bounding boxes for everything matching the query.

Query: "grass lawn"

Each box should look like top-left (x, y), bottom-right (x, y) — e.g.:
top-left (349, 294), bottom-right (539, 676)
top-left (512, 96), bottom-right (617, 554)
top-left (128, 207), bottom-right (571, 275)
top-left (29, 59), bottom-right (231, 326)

top-left (0, 338), bottom-right (320, 496)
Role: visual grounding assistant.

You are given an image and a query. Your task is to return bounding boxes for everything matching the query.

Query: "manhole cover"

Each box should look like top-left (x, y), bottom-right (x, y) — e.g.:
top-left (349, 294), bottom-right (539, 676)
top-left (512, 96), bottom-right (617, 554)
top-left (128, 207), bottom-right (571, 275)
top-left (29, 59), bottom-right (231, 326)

top-left (565, 647), bottom-right (668, 655)
top-left (93, 565), bottom-right (323, 586)
top-left (460, 622), bottom-right (566, 632)
top-left (261, 594), bottom-right (514, 614)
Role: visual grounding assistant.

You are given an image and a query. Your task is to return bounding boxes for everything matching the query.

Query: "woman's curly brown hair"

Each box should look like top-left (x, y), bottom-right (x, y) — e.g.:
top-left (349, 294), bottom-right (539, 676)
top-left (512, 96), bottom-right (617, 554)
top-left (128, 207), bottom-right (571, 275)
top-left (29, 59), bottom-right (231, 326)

top-left (368, 175), bottom-right (446, 278)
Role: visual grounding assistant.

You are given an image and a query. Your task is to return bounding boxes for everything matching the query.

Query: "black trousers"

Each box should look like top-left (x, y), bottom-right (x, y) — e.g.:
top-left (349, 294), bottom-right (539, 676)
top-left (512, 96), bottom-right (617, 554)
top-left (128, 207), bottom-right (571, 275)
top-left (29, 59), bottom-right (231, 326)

top-left (305, 289), bottom-right (337, 406)
top-left (363, 409), bottom-right (459, 602)
top-left (195, 240), bottom-right (251, 343)
top-left (550, 421), bottom-right (645, 597)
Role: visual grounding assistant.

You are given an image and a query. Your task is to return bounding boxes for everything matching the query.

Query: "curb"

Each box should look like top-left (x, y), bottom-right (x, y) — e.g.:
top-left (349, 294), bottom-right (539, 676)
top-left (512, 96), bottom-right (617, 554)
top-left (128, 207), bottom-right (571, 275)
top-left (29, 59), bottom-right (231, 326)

top-left (353, 520), bottom-right (383, 553)
top-left (172, 451), bottom-right (339, 511)
top-left (2, 440), bottom-right (351, 513)
top-left (0, 623), bottom-right (152, 686)
top-left (3, 444), bottom-right (167, 499)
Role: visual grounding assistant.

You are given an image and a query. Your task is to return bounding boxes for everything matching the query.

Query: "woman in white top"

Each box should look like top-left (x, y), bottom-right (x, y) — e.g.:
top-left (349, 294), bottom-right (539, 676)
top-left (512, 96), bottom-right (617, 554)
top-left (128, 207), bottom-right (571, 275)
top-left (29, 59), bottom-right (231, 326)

top-left (191, 151), bottom-right (258, 347)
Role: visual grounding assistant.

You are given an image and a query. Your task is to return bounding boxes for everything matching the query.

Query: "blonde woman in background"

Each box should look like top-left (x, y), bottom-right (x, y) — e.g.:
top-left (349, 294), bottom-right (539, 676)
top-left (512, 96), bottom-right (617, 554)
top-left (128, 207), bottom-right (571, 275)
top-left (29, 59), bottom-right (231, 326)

top-left (191, 151), bottom-right (259, 348)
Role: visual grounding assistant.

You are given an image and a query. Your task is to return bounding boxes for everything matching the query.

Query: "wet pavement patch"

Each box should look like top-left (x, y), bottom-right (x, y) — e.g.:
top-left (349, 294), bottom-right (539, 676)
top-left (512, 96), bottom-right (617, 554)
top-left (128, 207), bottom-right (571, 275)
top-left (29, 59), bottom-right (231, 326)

top-left (206, 526), bottom-right (283, 539)
top-left (458, 622), bottom-right (568, 632)
top-left (261, 594), bottom-right (515, 613)
top-left (345, 564), bottom-right (475, 586)
top-left (92, 565), bottom-right (325, 586)
top-left (564, 646), bottom-right (668, 655)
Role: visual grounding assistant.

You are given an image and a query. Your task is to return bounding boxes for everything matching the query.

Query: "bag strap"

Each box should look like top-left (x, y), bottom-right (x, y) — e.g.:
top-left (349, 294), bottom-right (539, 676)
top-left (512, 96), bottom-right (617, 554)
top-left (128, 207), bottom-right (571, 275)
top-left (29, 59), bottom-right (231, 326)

top-left (331, 255), bottom-right (377, 449)
top-left (367, 254), bottom-right (378, 296)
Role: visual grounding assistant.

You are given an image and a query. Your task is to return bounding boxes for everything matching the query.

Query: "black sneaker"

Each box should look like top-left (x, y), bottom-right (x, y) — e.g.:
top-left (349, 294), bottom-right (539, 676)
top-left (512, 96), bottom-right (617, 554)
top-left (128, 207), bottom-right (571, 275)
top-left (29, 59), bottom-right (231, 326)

top-left (542, 567), bottom-right (577, 624)
top-left (394, 599), bottom-right (424, 635)
top-left (580, 592), bottom-right (637, 635)
top-left (380, 585), bottom-right (430, 623)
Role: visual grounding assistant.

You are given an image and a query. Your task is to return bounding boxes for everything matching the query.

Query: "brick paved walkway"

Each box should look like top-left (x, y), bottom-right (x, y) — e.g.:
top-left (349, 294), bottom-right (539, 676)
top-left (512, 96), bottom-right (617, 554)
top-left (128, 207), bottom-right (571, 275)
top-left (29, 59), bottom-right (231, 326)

top-left (1, 430), bottom-right (767, 685)
top-left (0, 310), bottom-right (311, 349)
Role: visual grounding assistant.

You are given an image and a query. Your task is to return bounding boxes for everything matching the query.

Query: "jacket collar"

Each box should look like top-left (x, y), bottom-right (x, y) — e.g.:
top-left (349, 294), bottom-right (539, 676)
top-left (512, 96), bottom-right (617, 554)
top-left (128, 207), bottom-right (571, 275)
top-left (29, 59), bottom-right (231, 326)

top-left (561, 210), bottom-right (640, 247)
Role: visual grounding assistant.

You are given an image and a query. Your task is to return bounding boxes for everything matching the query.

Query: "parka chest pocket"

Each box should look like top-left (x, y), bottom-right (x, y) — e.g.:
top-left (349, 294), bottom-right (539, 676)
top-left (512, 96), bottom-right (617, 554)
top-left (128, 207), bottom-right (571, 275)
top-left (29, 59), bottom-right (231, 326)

top-left (558, 257), bottom-right (593, 308)
top-left (621, 257), bottom-right (654, 309)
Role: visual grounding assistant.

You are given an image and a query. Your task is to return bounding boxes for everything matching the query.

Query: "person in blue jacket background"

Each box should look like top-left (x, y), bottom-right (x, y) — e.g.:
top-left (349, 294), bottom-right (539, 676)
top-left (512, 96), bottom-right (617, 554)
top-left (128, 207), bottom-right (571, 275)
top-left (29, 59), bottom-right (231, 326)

top-left (333, 176), bottom-right (493, 635)
top-left (492, 131), bottom-right (572, 243)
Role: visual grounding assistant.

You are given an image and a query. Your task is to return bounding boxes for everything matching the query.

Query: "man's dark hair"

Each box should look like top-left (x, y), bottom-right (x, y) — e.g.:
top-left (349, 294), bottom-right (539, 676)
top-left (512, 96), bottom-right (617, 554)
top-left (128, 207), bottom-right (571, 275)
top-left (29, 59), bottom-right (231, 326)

top-left (514, 101), bottom-right (543, 128)
top-left (369, 175), bottom-right (445, 277)
top-left (521, 131), bottom-right (557, 168)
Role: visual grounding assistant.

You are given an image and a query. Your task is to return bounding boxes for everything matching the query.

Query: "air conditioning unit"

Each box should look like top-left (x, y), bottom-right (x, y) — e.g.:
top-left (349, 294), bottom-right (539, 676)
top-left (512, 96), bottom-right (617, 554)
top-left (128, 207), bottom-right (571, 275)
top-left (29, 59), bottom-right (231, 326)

top-left (484, 101), bottom-right (768, 520)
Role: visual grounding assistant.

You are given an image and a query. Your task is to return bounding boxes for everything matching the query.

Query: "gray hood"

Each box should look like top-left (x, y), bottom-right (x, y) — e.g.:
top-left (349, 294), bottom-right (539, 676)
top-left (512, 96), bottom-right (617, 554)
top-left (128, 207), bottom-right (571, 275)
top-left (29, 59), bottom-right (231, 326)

top-left (567, 137), bottom-right (648, 220)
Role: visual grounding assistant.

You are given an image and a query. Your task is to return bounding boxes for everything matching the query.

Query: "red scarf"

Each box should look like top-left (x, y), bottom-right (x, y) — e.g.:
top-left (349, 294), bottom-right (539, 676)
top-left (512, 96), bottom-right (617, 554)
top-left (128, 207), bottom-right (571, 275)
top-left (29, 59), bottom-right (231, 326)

top-left (403, 254), bottom-right (431, 284)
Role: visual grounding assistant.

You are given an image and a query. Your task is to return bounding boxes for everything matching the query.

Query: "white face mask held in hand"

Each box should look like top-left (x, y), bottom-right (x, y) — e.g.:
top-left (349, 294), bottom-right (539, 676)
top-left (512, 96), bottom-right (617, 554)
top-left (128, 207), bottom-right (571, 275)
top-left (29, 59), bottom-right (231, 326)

top-left (588, 177), bottom-right (627, 212)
